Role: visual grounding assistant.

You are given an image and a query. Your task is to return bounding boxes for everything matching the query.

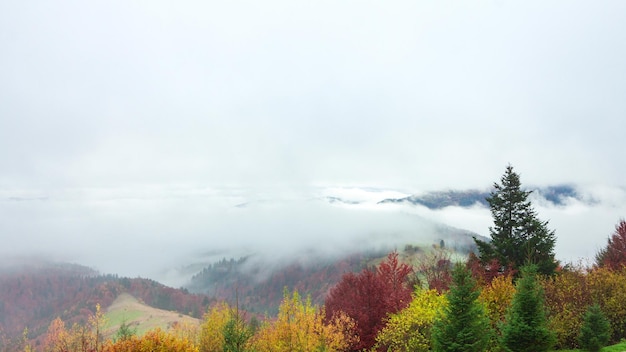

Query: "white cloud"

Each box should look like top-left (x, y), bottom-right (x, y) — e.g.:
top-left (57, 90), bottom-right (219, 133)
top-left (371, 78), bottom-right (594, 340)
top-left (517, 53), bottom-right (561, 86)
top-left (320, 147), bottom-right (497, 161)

top-left (1, 1), bottom-right (625, 283)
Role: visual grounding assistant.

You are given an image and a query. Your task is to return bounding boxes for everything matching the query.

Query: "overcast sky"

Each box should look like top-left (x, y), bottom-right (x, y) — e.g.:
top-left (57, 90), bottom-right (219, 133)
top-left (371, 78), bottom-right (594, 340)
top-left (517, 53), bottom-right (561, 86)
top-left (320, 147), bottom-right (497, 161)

top-left (1, 1), bottom-right (625, 283)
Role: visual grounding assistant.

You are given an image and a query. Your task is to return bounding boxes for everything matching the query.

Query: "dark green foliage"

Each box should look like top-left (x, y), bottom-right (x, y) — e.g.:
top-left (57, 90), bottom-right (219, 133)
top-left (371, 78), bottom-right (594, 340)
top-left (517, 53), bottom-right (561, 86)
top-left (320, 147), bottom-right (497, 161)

top-left (578, 304), bottom-right (611, 352)
top-left (114, 320), bottom-right (136, 342)
top-left (474, 165), bottom-right (557, 276)
top-left (501, 265), bottom-right (555, 352)
top-left (432, 263), bottom-right (491, 352)
top-left (223, 316), bottom-right (253, 352)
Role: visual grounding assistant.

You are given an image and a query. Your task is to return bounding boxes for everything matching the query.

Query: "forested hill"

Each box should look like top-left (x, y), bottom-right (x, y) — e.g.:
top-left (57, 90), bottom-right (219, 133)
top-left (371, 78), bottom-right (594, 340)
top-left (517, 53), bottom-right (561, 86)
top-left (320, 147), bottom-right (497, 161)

top-left (186, 251), bottom-right (379, 314)
top-left (185, 234), bottom-right (480, 315)
top-left (379, 185), bottom-right (580, 209)
top-left (0, 261), bottom-right (212, 347)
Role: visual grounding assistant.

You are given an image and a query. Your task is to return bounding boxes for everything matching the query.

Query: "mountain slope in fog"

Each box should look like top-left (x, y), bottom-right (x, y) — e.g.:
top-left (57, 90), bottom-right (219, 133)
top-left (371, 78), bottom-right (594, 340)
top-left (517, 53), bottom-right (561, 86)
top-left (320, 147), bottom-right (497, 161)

top-left (185, 226), bottom-right (481, 314)
top-left (378, 185), bottom-right (580, 209)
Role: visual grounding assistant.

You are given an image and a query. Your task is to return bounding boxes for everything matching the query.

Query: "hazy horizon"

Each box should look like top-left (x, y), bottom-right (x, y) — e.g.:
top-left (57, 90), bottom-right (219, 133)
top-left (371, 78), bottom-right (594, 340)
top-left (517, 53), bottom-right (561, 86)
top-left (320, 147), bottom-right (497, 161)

top-left (1, 1), bottom-right (625, 286)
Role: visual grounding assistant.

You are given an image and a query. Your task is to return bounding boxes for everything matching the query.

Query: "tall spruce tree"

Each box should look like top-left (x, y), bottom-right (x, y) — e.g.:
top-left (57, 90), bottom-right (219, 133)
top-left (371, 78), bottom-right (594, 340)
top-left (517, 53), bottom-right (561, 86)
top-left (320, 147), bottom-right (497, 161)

top-left (432, 263), bottom-right (491, 352)
top-left (474, 165), bottom-right (557, 276)
top-left (501, 265), bottom-right (555, 352)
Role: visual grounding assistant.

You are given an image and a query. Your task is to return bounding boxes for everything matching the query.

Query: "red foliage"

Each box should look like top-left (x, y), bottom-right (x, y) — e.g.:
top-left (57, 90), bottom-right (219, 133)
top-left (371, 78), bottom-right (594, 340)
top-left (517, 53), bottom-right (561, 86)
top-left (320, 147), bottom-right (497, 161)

top-left (597, 219), bottom-right (626, 270)
top-left (324, 252), bottom-right (413, 351)
top-left (467, 252), bottom-right (516, 285)
top-left (415, 248), bottom-right (453, 292)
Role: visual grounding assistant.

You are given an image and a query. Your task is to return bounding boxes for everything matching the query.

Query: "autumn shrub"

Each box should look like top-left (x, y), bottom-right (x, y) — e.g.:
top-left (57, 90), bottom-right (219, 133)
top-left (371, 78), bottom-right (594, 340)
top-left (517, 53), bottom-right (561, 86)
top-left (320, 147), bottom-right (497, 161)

top-left (542, 267), bottom-right (591, 349)
top-left (478, 274), bottom-right (515, 351)
top-left (587, 266), bottom-right (626, 342)
top-left (373, 288), bottom-right (446, 352)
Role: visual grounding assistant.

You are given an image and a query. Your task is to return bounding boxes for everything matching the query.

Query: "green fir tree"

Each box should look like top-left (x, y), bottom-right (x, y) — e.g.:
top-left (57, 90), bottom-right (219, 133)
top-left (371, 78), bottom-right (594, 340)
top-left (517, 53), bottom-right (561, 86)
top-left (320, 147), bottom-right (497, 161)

top-left (432, 263), bottom-right (491, 352)
top-left (500, 265), bottom-right (555, 352)
top-left (578, 303), bottom-right (611, 352)
top-left (474, 165), bottom-right (558, 276)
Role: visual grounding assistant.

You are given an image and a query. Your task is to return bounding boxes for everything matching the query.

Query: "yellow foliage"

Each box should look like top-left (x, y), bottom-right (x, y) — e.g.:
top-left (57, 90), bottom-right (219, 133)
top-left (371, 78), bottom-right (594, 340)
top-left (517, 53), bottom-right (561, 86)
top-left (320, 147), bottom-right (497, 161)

top-left (170, 320), bottom-right (200, 347)
top-left (198, 301), bottom-right (231, 352)
top-left (373, 289), bottom-right (447, 352)
top-left (252, 290), bottom-right (356, 352)
top-left (102, 328), bottom-right (199, 352)
top-left (587, 266), bottom-right (626, 340)
top-left (479, 275), bottom-right (515, 326)
top-left (43, 304), bottom-right (107, 352)
top-left (478, 274), bottom-right (515, 351)
top-left (542, 269), bottom-right (591, 349)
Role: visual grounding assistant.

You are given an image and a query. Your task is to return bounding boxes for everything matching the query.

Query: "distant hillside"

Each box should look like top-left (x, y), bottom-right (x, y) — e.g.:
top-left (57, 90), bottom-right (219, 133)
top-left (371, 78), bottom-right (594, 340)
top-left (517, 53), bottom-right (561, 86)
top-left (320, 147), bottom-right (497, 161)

top-left (186, 251), bottom-right (379, 314)
top-left (378, 185), bottom-right (580, 209)
top-left (104, 293), bottom-right (200, 338)
top-left (0, 261), bottom-right (212, 348)
top-left (186, 230), bottom-right (481, 315)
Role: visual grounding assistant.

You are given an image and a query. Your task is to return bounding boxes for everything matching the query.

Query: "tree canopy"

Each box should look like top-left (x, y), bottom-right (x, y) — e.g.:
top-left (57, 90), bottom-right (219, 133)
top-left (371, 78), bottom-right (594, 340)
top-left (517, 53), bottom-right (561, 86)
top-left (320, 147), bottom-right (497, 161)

top-left (474, 165), bottom-right (557, 276)
top-left (595, 219), bottom-right (626, 270)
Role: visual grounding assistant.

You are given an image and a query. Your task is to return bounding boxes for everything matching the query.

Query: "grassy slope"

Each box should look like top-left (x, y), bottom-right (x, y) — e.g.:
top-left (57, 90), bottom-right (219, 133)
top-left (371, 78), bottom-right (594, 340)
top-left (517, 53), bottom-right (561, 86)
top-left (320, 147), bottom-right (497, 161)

top-left (104, 293), bottom-right (200, 338)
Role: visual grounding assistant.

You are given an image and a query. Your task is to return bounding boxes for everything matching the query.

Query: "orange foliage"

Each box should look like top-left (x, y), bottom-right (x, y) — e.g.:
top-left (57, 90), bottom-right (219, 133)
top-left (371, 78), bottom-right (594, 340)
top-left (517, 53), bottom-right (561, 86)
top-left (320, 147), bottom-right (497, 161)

top-left (102, 328), bottom-right (198, 352)
top-left (42, 304), bottom-right (106, 352)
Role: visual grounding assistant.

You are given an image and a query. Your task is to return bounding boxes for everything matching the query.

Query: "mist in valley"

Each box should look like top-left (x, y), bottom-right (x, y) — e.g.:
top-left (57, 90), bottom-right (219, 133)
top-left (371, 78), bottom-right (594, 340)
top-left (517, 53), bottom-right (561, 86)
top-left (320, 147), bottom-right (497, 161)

top-left (1, 1), bottom-right (626, 287)
top-left (1, 185), bottom-right (625, 287)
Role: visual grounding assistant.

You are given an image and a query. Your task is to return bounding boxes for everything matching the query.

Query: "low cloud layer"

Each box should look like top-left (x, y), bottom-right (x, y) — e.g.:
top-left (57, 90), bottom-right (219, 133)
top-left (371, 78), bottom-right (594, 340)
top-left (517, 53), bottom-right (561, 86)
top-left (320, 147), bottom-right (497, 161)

top-left (1, 2), bottom-right (625, 285)
top-left (2, 185), bottom-right (625, 287)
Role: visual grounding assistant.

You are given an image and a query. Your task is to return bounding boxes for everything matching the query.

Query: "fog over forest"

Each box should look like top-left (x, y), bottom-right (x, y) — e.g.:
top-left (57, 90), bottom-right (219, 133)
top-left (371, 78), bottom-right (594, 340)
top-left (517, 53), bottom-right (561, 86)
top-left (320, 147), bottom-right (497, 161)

top-left (2, 185), bottom-right (625, 286)
top-left (1, 1), bottom-right (625, 286)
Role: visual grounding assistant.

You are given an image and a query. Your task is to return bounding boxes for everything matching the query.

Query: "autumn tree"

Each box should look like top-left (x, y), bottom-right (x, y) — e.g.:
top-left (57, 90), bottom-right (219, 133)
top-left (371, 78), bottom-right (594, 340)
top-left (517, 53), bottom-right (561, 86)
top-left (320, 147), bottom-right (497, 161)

top-left (478, 274), bottom-right (516, 350)
top-left (198, 302), bottom-right (231, 352)
top-left (474, 165), bottom-right (557, 276)
top-left (373, 288), bottom-right (446, 352)
top-left (414, 248), bottom-right (453, 292)
top-left (595, 219), bottom-right (626, 270)
top-left (252, 289), bottom-right (356, 352)
top-left (432, 263), bottom-right (491, 352)
top-left (103, 328), bottom-right (199, 352)
top-left (324, 251), bottom-right (412, 350)
top-left (542, 266), bottom-right (592, 349)
top-left (586, 266), bottom-right (626, 341)
top-left (43, 304), bottom-right (107, 352)
top-left (501, 265), bottom-right (555, 352)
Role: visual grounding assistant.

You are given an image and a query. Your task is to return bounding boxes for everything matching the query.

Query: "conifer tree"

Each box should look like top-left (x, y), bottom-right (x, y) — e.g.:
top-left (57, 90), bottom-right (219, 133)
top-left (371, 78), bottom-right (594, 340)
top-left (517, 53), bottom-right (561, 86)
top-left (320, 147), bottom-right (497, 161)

top-left (501, 265), bottom-right (555, 352)
top-left (432, 263), bottom-right (491, 352)
top-left (474, 165), bottom-right (557, 276)
top-left (578, 303), bottom-right (611, 352)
